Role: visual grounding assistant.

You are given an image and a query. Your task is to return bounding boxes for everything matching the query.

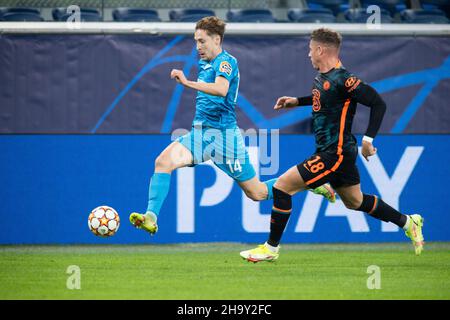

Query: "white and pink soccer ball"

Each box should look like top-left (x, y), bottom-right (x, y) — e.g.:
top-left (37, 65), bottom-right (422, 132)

top-left (88, 206), bottom-right (120, 237)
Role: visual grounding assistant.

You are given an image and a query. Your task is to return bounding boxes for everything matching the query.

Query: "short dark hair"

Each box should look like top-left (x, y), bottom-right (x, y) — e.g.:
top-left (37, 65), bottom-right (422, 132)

top-left (311, 28), bottom-right (342, 49)
top-left (195, 16), bottom-right (226, 43)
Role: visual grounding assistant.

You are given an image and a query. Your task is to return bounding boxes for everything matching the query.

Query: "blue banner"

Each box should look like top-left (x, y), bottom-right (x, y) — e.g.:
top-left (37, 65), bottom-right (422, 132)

top-left (0, 134), bottom-right (448, 244)
top-left (0, 35), bottom-right (449, 133)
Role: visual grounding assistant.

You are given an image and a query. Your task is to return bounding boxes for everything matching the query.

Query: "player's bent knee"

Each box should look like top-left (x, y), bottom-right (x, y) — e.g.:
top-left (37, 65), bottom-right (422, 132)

top-left (154, 154), bottom-right (175, 172)
top-left (273, 176), bottom-right (292, 194)
top-left (343, 199), bottom-right (362, 210)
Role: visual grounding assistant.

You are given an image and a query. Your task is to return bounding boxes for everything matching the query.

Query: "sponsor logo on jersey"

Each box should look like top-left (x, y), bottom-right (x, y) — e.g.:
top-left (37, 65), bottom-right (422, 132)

top-left (345, 77), bottom-right (357, 88)
top-left (345, 76), bottom-right (361, 92)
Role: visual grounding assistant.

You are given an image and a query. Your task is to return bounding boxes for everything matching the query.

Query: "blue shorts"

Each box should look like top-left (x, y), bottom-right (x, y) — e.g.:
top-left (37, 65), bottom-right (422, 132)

top-left (176, 126), bottom-right (256, 182)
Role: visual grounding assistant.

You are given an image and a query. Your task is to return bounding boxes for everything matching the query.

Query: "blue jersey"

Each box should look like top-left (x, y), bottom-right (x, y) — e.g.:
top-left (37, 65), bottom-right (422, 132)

top-left (193, 50), bottom-right (239, 129)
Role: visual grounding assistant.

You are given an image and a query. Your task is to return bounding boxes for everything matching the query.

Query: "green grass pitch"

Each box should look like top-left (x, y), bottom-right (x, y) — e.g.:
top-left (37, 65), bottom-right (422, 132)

top-left (1, 243), bottom-right (449, 300)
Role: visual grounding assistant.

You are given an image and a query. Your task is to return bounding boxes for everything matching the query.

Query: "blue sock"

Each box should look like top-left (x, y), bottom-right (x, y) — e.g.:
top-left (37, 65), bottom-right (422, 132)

top-left (263, 178), bottom-right (277, 200)
top-left (146, 173), bottom-right (171, 216)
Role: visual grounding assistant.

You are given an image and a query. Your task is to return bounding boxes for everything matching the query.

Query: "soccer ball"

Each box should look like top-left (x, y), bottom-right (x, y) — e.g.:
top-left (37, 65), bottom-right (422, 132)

top-left (88, 206), bottom-right (120, 237)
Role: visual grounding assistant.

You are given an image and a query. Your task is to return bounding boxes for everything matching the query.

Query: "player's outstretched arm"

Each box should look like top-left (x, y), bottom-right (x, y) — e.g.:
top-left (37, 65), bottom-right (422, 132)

top-left (274, 96), bottom-right (312, 110)
top-left (170, 69), bottom-right (229, 97)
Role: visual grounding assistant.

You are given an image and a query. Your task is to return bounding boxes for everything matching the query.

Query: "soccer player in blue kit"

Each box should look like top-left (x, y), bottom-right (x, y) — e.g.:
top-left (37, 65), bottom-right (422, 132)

top-left (129, 17), bottom-right (335, 235)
